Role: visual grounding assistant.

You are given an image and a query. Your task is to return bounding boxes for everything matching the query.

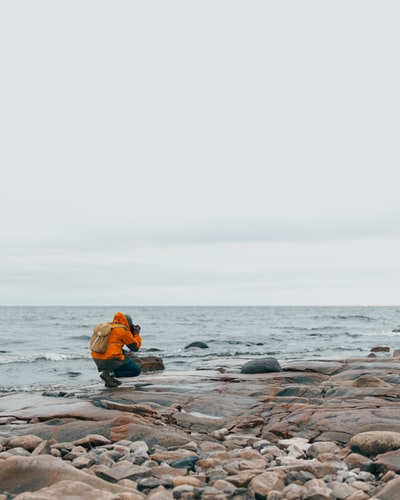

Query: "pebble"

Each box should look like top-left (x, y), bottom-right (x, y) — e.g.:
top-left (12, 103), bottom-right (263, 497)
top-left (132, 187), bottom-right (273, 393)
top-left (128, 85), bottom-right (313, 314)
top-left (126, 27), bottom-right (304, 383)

top-left (0, 430), bottom-right (379, 499)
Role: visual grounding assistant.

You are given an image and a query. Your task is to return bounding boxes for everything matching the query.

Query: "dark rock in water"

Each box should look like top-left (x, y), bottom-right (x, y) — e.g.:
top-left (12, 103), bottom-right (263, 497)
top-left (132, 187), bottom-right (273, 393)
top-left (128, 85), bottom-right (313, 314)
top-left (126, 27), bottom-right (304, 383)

top-left (371, 346), bottom-right (390, 353)
top-left (241, 357), bottom-right (282, 374)
top-left (185, 341), bottom-right (209, 349)
top-left (126, 353), bottom-right (165, 371)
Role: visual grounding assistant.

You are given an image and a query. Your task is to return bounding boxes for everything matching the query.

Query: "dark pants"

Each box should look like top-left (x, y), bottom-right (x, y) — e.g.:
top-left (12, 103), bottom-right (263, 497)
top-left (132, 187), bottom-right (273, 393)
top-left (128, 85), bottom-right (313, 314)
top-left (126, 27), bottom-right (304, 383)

top-left (114, 356), bottom-right (141, 378)
top-left (94, 356), bottom-right (141, 378)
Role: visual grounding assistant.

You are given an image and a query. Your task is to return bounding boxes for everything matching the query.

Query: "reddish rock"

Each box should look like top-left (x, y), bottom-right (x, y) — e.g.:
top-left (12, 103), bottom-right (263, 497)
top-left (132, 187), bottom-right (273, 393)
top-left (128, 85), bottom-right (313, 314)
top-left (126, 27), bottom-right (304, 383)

top-left (12, 479), bottom-right (145, 500)
top-left (0, 455), bottom-right (141, 495)
top-left (126, 354), bottom-right (165, 371)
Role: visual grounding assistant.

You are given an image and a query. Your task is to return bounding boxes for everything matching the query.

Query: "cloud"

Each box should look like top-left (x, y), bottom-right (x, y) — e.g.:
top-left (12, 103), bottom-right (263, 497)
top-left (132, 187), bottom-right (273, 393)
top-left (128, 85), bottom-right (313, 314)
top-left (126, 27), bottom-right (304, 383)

top-left (1, 1), bottom-right (400, 305)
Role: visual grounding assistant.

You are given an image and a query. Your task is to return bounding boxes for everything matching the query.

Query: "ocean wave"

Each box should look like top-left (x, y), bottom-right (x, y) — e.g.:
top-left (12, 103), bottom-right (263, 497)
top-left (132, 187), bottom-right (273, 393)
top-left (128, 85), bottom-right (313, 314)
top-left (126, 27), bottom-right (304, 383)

top-left (312, 315), bottom-right (373, 321)
top-left (344, 332), bottom-right (360, 338)
top-left (161, 349), bottom-right (280, 359)
top-left (0, 352), bottom-right (85, 364)
top-left (272, 326), bottom-right (343, 332)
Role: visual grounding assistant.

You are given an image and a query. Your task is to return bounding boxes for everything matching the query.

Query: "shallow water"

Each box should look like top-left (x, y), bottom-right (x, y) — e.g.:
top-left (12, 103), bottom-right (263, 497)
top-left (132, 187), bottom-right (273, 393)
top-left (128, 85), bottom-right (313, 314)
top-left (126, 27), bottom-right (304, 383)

top-left (0, 305), bottom-right (399, 393)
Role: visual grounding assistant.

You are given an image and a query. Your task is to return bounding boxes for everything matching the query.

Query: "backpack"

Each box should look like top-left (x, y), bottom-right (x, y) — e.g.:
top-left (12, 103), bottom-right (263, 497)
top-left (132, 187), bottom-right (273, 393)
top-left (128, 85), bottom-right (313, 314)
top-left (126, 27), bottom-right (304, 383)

top-left (89, 322), bottom-right (127, 354)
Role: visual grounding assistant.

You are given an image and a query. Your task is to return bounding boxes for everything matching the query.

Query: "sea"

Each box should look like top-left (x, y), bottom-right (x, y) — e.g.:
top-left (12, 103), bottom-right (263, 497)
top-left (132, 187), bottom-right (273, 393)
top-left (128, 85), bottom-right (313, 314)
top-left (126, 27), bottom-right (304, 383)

top-left (0, 306), bottom-right (399, 394)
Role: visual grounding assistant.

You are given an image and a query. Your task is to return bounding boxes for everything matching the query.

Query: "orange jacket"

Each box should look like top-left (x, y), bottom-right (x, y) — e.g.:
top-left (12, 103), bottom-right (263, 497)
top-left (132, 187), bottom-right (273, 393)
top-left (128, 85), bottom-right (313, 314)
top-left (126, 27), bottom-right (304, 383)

top-left (91, 311), bottom-right (142, 361)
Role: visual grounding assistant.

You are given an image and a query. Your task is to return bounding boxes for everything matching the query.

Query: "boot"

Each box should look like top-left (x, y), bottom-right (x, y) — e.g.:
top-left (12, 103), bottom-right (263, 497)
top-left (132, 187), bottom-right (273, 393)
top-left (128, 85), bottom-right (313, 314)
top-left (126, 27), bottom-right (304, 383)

top-left (109, 371), bottom-right (122, 385)
top-left (100, 371), bottom-right (119, 388)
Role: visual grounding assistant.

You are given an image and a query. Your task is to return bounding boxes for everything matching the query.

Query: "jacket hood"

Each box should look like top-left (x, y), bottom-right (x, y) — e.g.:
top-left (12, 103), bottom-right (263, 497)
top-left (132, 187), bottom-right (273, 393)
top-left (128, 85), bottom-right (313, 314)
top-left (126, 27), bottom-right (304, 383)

top-left (113, 311), bottom-right (130, 329)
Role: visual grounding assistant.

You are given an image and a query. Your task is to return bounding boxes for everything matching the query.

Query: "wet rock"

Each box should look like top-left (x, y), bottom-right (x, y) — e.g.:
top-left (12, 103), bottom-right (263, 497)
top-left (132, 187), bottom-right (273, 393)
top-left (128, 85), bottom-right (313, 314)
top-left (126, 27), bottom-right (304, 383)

top-left (241, 357), bottom-right (282, 374)
top-left (184, 341), bottom-right (209, 349)
top-left (371, 346), bottom-right (390, 353)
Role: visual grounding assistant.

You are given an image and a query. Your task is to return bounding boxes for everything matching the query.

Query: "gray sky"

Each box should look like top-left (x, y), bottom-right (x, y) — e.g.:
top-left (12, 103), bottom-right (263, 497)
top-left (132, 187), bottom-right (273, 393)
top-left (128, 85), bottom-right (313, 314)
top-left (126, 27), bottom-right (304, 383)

top-left (1, 1), bottom-right (399, 306)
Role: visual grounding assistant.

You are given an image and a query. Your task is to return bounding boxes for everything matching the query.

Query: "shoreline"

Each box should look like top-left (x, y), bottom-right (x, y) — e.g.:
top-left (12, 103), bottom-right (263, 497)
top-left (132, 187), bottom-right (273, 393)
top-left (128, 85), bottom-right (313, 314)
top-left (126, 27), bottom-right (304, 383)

top-left (2, 354), bottom-right (400, 498)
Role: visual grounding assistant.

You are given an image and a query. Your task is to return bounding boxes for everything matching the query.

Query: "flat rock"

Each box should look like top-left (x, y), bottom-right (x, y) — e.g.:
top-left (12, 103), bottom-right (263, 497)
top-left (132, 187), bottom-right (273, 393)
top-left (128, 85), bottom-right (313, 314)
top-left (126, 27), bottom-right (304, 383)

top-left (282, 361), bottom-right (343, 375)
top-left (1, 400), bottom-right (122, 422)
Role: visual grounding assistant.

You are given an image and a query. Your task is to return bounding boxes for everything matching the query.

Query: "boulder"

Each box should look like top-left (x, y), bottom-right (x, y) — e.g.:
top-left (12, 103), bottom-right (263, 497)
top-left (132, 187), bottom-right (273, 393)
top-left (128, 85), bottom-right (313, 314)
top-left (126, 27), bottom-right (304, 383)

top-left (241, 357), bottom-right (282, 374)
top-left (350, 431), bottom-right (400, 457)
top-left (127, 353), bottom-right (165, 371)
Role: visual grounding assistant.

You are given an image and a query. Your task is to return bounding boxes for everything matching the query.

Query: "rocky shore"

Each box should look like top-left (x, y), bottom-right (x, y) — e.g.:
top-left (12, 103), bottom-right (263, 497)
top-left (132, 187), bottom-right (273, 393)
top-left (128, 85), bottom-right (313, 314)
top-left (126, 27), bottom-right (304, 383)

top-left (2, 349), bottom-right (400, 499)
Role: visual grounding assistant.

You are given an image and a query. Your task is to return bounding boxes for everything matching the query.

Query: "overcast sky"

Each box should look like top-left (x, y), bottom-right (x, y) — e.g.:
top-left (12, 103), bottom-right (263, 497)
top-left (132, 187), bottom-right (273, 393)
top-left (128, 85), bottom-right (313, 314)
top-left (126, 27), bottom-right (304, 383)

top-left (1, 1), bottom-right (399, 306)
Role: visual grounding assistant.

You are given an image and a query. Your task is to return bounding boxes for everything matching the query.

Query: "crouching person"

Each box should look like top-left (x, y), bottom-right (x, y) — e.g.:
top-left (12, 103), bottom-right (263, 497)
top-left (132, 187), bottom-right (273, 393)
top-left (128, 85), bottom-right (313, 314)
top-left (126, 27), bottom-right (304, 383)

top-left (92, 311), bottom-right (142, 388)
